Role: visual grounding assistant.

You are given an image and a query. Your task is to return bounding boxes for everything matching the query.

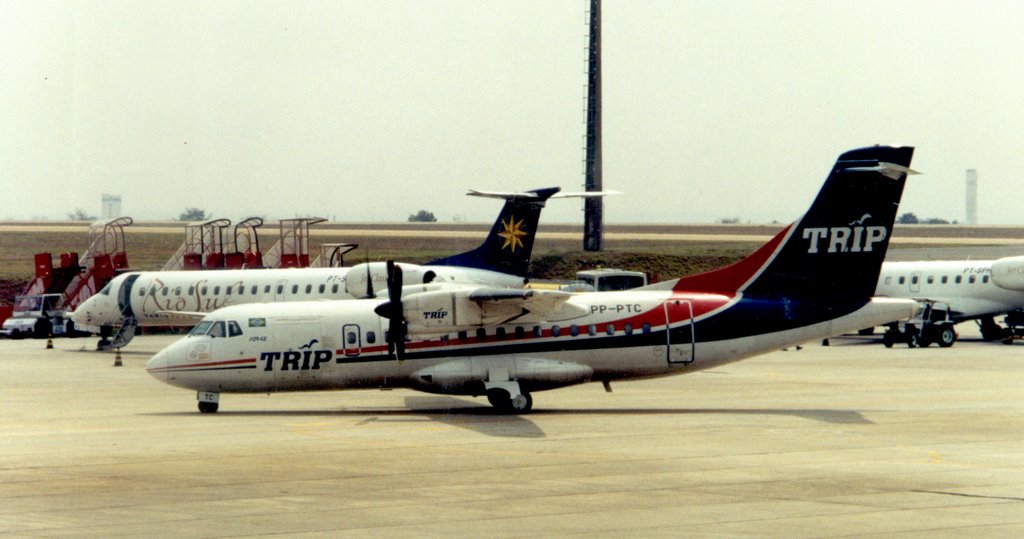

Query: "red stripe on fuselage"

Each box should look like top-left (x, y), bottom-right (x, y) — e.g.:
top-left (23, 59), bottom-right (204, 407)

top-left (150, 357), bottom-right (257, 372)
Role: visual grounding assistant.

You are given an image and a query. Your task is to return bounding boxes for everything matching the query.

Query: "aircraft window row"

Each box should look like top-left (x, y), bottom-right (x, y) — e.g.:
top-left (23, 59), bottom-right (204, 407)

top-left (138, 282), bottom-right (346, 298)
top-left (890, 274), bottom-right (990, 286)
top-left (452, 322), bottom-right (654, 342)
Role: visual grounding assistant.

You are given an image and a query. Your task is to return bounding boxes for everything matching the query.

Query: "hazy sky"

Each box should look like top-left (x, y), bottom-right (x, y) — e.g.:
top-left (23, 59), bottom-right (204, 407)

top-left (2, 1), bottom-right (1021, 224)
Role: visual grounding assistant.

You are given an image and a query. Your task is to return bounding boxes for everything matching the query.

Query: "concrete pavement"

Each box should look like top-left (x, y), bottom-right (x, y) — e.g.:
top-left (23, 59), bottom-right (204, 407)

top-left (1, 330), bottom-right (1021, 537)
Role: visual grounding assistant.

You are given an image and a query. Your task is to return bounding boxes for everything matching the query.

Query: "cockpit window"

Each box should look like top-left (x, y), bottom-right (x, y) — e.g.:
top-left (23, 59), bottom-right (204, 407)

top-left (99, 282), bottom-right (113, 296)
top-left (189, 321), bottom-right (213, 336)
top-left (227, 321), bottom-right (243, 337)
top-left (208, 321), bottom-right (226, 338)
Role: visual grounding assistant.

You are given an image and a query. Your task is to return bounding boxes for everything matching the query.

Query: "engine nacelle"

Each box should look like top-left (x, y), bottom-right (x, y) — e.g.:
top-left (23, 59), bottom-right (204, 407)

top-left (411, 357), bottom-right (593, 394)
top-left (992, 256), bottom-right (1024, 291)
top-left (345, 262), bottom-right (432, 297)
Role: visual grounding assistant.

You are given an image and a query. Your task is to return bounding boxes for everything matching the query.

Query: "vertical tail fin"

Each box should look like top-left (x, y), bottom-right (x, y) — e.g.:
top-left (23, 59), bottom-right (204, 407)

top-left (669, 146), bottom-right (916, 302)
top-left (427, 187), bottom-right (561, 277)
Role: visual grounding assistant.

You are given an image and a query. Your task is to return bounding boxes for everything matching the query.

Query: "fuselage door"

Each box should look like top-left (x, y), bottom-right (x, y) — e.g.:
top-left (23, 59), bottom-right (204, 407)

top-left (118, 274), bottom-right (140, 318)
top-left (664, 299), bottom-right (695, 364)
top-left (910, 271), bottom-right (922, 294)
top-left (274, 279), bottom-right (288, 302)
top-left (342, 324), bottom-right (362, 357)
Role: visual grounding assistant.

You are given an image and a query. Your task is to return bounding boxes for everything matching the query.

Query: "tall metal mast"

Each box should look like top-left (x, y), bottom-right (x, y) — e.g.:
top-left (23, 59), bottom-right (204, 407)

top-left (583, 0), bottom-right (603, 251)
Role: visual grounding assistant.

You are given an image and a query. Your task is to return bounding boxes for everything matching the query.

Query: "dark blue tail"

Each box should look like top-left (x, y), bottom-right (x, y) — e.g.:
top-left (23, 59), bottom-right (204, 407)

top-left (744, 146), bottom-right (915, 302)
top-left (427, 187), bottom-right (561, 277)
top-left (670, 146), bottom-right (914, 304)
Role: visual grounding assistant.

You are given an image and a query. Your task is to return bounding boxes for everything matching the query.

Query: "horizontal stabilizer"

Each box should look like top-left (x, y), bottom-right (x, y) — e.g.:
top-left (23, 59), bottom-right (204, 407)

top-left (467, 189), bottom-right (620, 200)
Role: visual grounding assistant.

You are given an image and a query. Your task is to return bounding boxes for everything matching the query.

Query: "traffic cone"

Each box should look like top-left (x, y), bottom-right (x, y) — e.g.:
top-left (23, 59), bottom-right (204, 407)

top-left (46, 335), bottom-right (53, 349)
top-left (113, 348), bottom-right (123, 367)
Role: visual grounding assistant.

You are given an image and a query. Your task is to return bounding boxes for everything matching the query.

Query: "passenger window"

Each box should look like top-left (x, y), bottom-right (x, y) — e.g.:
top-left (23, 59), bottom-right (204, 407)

top-left (226, 286), bottom-right (232, 295)
top-left (188, 286), bottom-right (195, 295)
top-left (496, 327), bottom-right (506, 339)
top-left (251, 286), bottom-right (257, 295)
top-left (237, 284), bottom-right (244, 295)
top-left (227, 321), bottom-right (243, 337)
top-left (898, 277), bottom-right (905, 285)
top-left (969, 275), bottom-right (976, 284)
top-left (884, 276), bottom-right (892, 285)
top-left (138, 288), bottom-right (145, 297)
top-left (366, 331), bottom-right (376, 344)
top-left (214, 286), bottom-right (221, 295)
top-left (642, 323), bottom-right (651, 334)
top-left (570, 325), bottom-right (579, 337)
top-left (292, 285), bottom-right (298, 294)
top-left (606, 324), bottom-right (615, 335)
top-left (926, 276), bottom-right (934, 284)
top-left (265, 285), bottom-right (272, 294)
top-left (588, 325), bottom-right (597, 336)
top-left (532, 326), bottom-right (542, 338)
top-left (162, 287), bottom-right (169, 296)
top-left (982, 275), bottom-right (989, 284)
top-left (201, 286), bottom-right (208, 295)
top-left (347, 332), bottom-right (357, 345)
top-left (174, 287), bottom-right (182, 295)
top-left (911, 276), bottom-right (919, 285)
top-left (305, 284), bottom-right (312, 294)
top-left (208, 321), bottom-right (226, 338)
top-left (941, 276), bottom-right (948, 284)
top-left (552, 325), bottom-right (561, 337)
top-left (331, 284), bottom-right (339, 294)
top-left (276, 285), bottom-right (283, 294)
top-left (624, 323), bottom-right (633, 335)
top-left (319, 284), bottom-right (325, 293)
top-left (476, 328), bottom-right (486, 340)
top-left (955, 276), bottom-right (962, 284)
top-left (515, 326), bottom-right (525, 339)
top-left (457, 330), bottom-right (467, 341)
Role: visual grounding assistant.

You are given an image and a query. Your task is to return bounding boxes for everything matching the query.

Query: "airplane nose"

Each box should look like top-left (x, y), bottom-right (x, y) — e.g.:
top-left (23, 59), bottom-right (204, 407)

top-left (146, 348), bottom-right (169, 381)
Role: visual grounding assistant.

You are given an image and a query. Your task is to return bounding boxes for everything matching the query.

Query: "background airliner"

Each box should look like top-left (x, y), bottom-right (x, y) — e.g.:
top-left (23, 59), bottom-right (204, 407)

top-left (874, 255), bottom-right (1024, 345)
top-left (72, 187), bottom-right (607, 349)
top-left (146, 145), bottom-right (919, 414)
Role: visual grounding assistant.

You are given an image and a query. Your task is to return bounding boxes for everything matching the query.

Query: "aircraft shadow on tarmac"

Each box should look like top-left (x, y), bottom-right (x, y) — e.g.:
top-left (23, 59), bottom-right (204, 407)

top-left (144, 396), bottom-right (871, 439)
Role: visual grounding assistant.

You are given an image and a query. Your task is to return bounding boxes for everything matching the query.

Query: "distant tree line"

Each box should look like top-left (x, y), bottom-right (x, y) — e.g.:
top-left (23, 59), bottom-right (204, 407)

top-left (897, 212), bottom-right (957, 225)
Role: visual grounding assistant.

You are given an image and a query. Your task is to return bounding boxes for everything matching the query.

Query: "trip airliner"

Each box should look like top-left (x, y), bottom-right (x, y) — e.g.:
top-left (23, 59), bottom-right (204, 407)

top-left (146, 145), bottom-right (920, 413)
top-left (73, 187), bottom-right (607, 349)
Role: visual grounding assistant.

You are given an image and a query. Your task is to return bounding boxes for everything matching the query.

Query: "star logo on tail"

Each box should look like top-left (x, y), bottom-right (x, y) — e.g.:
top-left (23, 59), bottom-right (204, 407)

top-left (497, 215), bottom-right (527, 252)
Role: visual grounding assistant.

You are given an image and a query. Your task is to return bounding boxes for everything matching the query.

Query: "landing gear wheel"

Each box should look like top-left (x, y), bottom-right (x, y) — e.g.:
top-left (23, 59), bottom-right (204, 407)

top-left (509, 393), bottom-right (533, 413)
top-left (882, 331), bottom-right (896, 348)
top-left (486, 389), bottom-right (533, 414)
top-left (936, 326), bottom-right (957, 347)
top-left (980, 318), bottom-right (1004, 341)
top-left (198, 401), bottom-right (219, 413)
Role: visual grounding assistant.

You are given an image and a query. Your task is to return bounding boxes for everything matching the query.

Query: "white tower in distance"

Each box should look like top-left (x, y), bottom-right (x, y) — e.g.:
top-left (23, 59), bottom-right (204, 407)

top-left (101, 194), bottom-right (122, 219)
top-left (965, 170), bottom-right (978, 225)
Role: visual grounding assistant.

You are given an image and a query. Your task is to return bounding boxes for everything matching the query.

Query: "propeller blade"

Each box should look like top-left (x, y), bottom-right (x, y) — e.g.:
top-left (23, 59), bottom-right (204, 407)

top-left (384, 260), bottom-right (406, 361)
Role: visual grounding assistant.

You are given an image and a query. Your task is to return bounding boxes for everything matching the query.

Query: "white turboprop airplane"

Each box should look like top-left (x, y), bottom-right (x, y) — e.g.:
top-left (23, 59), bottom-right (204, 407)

top-left (72, 187), bottom-right (607, 349)
top-left (147, 145), bottom-right (920, 414)
top-left (873, 255), bottom-right (1024, 346)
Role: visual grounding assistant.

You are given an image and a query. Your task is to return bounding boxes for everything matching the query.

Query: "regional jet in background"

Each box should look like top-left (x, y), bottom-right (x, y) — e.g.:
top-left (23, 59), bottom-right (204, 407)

top-left (146, 145), bottom-right (920, 414)
top-left (872, 255), bottom-right (1024, 346)
top-left (72, 187), bottom-right (611, 349)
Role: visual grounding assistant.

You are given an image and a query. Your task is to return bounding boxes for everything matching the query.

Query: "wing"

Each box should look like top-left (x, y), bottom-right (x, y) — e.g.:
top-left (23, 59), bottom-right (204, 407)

top-left (401, 287), bottom-right (589, 332)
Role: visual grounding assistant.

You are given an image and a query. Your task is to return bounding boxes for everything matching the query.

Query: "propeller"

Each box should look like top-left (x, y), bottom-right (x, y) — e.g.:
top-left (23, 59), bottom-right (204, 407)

top-left (363, 254), bottom-right (375, 299)
top-left (373, 260), bottom-right (407, 361)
